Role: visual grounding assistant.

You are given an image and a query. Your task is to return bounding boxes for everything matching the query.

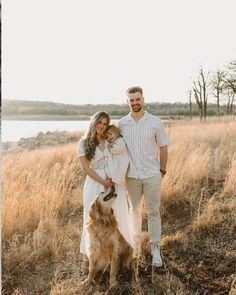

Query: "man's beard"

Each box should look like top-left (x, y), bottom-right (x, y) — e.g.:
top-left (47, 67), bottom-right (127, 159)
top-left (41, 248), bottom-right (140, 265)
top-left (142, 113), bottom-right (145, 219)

top-left (131, 105), bottom-right (142, 112)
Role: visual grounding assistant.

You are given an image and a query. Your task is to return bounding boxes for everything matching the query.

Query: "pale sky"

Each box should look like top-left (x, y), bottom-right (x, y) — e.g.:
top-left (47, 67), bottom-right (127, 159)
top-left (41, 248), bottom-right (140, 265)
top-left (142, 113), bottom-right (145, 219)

top-left (3, 0), bottom-right (236, 105)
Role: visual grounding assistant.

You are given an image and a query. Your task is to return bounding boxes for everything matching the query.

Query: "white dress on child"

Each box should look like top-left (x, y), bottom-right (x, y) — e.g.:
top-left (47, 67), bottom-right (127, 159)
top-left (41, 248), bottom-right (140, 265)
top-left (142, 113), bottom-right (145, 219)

top-left (104, 137), bottom-right (130, 185)
top-left (77, 138), bottom-right (133, 256)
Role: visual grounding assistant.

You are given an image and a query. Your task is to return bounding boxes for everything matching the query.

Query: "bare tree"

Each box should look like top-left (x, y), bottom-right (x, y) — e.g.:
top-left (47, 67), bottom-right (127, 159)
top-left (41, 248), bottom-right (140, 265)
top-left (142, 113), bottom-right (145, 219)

top-left (228, 60), bottom-right (236, 71)
top-left (188, 90), bottom-right (193, 119)
top-left (192, 67), bottom-right (210, 121)
top-left (193, 84), bottom-right (203, 121)
top-left (224, 79), bottom-right (236, 115)
top-left (223, 60), bottom-right (236, 115)
top-left (210, 70), bottom-right (226, 116)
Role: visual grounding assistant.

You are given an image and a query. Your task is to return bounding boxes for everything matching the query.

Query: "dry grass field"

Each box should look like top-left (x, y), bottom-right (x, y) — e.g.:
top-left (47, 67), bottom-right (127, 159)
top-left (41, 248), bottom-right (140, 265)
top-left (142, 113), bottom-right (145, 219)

top-left (2, 120), bottom-right (236, 295)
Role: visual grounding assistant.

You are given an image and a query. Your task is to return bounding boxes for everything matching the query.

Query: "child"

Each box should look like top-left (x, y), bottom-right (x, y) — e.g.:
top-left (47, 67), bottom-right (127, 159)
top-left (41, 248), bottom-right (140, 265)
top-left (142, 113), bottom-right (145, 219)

top-left (104, 125), bottom-right (133, 246)
top-left (104, 125), bottom-right (129, 185)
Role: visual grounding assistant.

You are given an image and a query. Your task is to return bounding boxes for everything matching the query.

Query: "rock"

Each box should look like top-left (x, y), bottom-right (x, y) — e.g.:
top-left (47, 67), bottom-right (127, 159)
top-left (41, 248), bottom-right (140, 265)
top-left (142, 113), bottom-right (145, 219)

top-left (2, 130), bottom-right (84, 154)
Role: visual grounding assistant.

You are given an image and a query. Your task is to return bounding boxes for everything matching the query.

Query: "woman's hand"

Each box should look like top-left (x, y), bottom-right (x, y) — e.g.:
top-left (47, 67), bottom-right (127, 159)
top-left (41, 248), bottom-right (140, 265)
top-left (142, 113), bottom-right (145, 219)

top-left (102, 178), bottom-right (113, 189)
top-left (79, 156), bottom-right (113, 187)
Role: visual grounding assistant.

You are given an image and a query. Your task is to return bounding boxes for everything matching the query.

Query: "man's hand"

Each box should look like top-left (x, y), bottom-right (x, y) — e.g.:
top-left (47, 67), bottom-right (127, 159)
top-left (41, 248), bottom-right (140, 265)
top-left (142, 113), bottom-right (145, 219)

top-left (160, 169), bottom-right (167, 177)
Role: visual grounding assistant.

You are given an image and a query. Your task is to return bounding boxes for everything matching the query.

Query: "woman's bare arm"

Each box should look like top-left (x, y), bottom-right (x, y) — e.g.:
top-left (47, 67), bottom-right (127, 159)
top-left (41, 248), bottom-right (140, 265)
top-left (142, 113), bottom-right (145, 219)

top-left (79, 156), bottom-right (113, 189)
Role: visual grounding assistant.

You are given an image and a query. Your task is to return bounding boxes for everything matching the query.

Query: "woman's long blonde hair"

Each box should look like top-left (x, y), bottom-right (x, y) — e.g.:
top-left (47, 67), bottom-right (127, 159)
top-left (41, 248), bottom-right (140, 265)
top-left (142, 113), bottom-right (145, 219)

top-left (83, 111), bottom-right (110, 160)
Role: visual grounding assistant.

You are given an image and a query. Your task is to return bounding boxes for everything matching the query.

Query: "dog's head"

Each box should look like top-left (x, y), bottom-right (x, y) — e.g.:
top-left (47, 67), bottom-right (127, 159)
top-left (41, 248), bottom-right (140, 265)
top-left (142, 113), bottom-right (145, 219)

top-left (88, 185), bottom-right (117, 220)
top-left (101, 185), bottom-right (117, 202)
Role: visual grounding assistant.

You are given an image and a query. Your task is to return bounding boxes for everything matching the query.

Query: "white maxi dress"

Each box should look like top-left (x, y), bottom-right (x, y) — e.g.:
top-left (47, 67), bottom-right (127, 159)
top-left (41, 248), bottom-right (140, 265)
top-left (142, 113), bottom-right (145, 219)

top-left (77, 139), bottom-right (133, 256)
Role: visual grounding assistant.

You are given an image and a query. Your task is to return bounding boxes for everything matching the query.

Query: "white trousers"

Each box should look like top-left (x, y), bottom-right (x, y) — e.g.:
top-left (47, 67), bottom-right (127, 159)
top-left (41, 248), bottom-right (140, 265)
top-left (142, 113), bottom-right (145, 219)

top-left (126, 174), bottom-right (162, 245)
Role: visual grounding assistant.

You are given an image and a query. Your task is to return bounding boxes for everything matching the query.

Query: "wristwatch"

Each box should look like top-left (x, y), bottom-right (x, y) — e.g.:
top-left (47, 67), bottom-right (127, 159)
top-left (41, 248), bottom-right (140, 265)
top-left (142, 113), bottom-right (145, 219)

top-left (159, 169), bottom-right (167, 175)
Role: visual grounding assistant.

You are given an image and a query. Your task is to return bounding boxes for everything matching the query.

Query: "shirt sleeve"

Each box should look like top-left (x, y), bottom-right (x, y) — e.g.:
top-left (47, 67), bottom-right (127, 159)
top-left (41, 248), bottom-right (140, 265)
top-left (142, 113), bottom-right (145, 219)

top-left (77, 138), bottom-right (85, 156)
top-left (155, 119), bottom-right (171, 147)
top-left (116, 119), bottom-right (121, 128)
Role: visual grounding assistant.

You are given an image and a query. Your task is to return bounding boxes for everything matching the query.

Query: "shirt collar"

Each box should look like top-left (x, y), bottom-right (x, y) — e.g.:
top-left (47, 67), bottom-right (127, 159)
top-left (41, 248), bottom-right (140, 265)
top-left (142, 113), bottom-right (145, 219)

top-left (127, 111), bottom-right (149, 121)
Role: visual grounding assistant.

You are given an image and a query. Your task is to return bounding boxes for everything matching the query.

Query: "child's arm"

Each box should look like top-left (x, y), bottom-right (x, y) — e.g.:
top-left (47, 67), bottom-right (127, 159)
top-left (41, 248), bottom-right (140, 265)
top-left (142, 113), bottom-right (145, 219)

top-left (108, 138), bottom-right (127, 155)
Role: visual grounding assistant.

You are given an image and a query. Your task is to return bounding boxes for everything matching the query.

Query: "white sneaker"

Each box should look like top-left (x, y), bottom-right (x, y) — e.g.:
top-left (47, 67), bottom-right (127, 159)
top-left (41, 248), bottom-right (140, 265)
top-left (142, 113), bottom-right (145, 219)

top-left (151, 244), bottom-right (163, 267)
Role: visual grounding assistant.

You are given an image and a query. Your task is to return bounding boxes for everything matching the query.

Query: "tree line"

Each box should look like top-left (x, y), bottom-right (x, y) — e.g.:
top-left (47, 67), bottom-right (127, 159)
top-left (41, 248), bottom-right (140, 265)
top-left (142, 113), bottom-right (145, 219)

top-left (2, 99), bottom-right (234, 120)
top-left (2, 60), bottom-right (235, 120)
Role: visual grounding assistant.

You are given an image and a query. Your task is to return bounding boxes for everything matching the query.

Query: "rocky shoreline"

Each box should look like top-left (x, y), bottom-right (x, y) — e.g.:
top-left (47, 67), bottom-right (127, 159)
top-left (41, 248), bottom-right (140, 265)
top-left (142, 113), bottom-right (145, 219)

top-left (2, 130), bottom-right (84, 153)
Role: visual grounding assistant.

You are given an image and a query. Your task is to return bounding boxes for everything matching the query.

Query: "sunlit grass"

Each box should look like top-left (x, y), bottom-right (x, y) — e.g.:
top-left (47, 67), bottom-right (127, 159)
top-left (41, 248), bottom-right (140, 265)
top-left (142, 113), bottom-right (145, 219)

top-left (2, 120), bottom-right (236, 294)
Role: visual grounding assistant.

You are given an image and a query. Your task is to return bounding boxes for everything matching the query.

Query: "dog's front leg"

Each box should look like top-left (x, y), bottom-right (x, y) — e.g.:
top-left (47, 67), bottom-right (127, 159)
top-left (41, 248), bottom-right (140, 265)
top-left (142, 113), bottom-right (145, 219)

top-left (109, 254), bottom-right (118, 287)
top-left (83, 259), bottom-right (97, 286)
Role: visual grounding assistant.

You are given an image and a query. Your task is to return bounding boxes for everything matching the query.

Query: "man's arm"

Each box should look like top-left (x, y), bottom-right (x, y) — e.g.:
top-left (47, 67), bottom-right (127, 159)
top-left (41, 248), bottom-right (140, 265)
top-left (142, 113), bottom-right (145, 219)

top-left (159, 145), bottom-right (168, 176)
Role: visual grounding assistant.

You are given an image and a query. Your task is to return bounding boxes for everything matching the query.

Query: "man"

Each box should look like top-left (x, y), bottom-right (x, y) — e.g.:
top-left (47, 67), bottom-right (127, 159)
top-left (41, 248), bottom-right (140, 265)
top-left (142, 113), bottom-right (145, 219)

top-left (117, 86), bottom-right (170, 267)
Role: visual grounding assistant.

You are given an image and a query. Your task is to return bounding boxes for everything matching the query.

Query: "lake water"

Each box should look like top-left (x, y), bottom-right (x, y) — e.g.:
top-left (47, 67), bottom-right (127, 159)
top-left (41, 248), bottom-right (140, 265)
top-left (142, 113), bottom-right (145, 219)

top-left (1, 120), bottom-right (117, 142)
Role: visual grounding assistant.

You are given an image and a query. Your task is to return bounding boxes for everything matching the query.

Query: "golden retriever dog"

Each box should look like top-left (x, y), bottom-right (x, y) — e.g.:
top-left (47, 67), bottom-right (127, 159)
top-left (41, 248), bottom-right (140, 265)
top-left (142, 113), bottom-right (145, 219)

top-left (83, 185), bottom-right (133, 287)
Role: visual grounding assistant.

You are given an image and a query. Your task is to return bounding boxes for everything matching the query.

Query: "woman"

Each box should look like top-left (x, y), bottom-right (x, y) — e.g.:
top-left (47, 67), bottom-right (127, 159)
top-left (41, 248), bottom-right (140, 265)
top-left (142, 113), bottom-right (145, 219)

top-left (77, 111), bottom-right (133, 257)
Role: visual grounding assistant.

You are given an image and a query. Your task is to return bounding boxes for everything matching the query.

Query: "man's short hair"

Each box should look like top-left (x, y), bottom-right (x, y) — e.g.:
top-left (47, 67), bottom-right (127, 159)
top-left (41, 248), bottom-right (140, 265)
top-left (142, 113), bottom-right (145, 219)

top-left (126, 86), bottom-right (143, 95)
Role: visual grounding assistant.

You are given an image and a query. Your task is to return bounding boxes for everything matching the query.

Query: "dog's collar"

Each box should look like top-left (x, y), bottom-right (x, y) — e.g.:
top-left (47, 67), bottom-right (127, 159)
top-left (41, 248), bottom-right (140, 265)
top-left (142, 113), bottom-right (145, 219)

top-left (103, 191), bottom-right (117, 202)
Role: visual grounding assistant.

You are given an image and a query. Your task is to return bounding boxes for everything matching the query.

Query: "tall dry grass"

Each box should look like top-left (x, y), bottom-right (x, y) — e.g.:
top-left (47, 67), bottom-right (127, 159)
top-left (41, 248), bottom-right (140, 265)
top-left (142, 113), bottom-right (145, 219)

top-left (2, 143), bottom-right (85, 294)
top-left (3, 143), bottom-right (84, 240)
top-left (2, 120), bottom-right (236, 295)
top-left (163, 121), bottom-right (236, 202)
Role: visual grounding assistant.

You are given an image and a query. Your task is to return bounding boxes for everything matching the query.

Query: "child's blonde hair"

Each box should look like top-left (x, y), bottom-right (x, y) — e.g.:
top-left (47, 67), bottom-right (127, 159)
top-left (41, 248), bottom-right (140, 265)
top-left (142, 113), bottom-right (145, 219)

top-left (105, 125), bottom-right (121, 138)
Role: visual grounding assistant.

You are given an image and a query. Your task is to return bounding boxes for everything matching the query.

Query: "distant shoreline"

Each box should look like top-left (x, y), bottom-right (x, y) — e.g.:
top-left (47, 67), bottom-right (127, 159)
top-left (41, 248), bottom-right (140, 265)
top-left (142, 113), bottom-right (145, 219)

top-left (2, 115), bottom-right (92, 121)
top-left (2, 114), bottom-right (173, 121)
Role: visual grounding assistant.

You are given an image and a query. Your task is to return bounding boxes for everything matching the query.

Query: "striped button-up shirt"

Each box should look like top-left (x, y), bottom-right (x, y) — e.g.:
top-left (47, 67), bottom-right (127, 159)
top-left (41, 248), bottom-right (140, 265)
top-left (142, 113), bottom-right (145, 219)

top-left (117, 111), bottom-right (170, 179)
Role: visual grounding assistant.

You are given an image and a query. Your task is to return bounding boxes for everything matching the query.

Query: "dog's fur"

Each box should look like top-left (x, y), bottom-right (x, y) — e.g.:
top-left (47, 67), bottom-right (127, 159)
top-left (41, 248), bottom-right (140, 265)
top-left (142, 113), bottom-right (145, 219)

top-left (84, 186), bottom-right (133, 287)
